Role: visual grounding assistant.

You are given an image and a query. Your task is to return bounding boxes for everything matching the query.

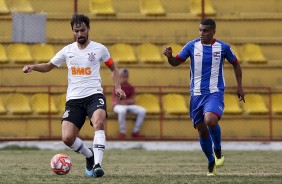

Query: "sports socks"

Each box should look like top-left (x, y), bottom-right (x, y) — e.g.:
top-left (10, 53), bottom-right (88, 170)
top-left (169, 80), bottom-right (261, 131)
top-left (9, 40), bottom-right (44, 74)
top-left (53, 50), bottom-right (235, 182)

top-left (93, 130), bottom-right (106, 165)
top-left (70, 137), bottom-right (93, 158)
top-left (208, 124), bottom-right (221, 151)
top-left (199, 136), bottom-right (214, 164)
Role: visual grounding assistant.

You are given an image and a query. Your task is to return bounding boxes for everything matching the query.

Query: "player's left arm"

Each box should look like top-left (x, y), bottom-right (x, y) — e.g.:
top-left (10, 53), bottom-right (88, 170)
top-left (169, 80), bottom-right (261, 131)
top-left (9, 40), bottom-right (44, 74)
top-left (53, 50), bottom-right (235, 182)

top-left (107, 61), bottom-right (126, 100)
top-left (226, 44), bottom-right (245, 102)
top-left (232, 61), bottom-right (245, 103)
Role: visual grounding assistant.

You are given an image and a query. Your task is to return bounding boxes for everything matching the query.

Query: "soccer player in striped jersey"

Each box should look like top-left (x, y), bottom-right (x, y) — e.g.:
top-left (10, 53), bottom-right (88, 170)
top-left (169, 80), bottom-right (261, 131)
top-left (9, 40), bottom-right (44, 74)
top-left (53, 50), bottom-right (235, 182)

top-left (23, 14), bottom-right (126, 178)
top-left (163, 18), bottom-right (245, 176)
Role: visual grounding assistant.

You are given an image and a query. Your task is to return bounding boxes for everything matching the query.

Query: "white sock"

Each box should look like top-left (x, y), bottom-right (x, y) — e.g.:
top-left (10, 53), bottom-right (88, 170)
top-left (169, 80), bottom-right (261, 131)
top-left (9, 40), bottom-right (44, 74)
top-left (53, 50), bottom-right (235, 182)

top-left (93, 130), bottom-right (106, 165)
top-left (70, 137), bottom-right (93, 158)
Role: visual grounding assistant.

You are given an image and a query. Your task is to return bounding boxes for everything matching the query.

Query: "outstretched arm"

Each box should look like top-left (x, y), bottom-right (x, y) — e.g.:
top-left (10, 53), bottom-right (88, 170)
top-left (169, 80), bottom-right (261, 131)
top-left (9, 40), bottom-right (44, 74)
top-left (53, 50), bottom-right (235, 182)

top-left (232, 61), bottom-right (245, 103)
top-left (23, 62), bottom-right (57, 74)
top-left (163, 47), bottom-right (183, 67)
top-left (108, 63), bottom-right (126, 100)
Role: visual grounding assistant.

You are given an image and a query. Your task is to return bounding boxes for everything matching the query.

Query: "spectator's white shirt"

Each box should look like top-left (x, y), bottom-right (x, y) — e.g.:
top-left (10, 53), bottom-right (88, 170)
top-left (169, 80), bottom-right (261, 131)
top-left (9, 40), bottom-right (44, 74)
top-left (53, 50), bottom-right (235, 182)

top-left (51, 41), bottom-right (112, 101)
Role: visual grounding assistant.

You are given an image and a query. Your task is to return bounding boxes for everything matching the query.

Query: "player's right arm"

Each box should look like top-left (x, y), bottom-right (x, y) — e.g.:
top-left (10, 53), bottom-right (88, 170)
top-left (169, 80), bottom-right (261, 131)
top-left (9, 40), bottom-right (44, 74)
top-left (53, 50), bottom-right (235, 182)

top-left (163, 47), bottom-right (183, 67)
top-left (22, 62), bottom-right (57, 74)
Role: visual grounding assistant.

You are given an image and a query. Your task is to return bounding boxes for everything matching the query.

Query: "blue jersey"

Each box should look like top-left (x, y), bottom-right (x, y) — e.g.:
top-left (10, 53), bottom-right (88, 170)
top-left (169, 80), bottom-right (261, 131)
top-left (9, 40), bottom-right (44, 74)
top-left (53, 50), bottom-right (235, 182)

top-left (176, 39), bottom-right (237, 96)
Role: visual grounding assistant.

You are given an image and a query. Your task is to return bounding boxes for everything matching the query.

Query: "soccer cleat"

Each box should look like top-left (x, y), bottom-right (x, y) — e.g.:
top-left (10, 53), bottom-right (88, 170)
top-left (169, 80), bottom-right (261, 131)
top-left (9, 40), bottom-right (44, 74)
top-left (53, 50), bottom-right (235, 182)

top-left (207, 160), bottom-right (216, 176)
top-left (93, 163), bottom-right (104, 178)
top-left (85, 148), bottom-right (94, 177)
top-left (214, 149), bottom-right (225, 167)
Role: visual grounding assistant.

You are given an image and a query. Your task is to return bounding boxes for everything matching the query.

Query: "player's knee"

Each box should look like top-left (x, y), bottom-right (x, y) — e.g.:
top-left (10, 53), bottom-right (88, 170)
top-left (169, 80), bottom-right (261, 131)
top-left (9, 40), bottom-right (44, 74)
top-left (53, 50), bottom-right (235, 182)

top-left (94, 120), bottom-right (105, 130)
top-left (62, 135), bottom-right (75, 147)
top-left (204, 113), bottom-right (219, 127)
top-left (196, 122), bottom-right (210, 138)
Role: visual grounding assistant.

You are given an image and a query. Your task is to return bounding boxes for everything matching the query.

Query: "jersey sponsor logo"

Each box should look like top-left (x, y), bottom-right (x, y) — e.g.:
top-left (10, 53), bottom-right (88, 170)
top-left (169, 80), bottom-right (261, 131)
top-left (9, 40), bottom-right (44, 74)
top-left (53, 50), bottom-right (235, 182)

top-left (195, 53), bottom-right (201, 57)
top-left (71, 67), bottom-right (91, 75)
top-left (213, 52), bottom-right (221, 60)
top-left (88, 52), bottom-right (96, 62)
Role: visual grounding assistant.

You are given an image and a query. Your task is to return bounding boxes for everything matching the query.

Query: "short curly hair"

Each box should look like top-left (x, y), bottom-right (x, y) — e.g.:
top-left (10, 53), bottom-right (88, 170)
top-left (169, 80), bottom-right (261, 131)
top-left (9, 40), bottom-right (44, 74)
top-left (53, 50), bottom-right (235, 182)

top-left (70, 13), bottom-right (90, 29)
top-left (201, 18), bottom-right (216, 30)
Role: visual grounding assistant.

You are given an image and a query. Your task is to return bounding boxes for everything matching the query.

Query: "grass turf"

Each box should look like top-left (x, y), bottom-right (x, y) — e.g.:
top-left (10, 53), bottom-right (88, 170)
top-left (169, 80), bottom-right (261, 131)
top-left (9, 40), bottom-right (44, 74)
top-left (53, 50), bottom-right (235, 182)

top-left (0, 147), bottom-right (281, 184)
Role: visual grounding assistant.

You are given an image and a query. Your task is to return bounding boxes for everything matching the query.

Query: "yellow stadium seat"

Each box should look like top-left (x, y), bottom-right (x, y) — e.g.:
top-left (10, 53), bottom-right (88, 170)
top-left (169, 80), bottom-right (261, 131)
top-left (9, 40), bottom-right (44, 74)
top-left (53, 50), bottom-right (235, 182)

top-left (8, 0), bottom-right (34, 13)
top-left (56, 93), bottom-right (66, 113)
top-left (163, 94), bottom-right (189, 114)
top-left (31, 93), bottom-right (58, 114)
top-left (224, 94), bottom-right (243, 114)
top-left (137, 43), bottom-right (163, 63)
top-left (242, 94), bottom-right (268, 114)
top-left (230, 44), bottom-right (241, 62)
top-left (140, 0), bottom-right (165, 15)
top-left (0, 0), bottom-right (9, 14)
top-left (0, 95), bottom-right (7, 114)
top-left (135, 94), bottom-right (160, 114)
top-left (189, 0), bottom-right (216, 16)
top-left (6, 93), bottom-right (32, 114)
top-left (0, 44), bottom-right (8, 63)
top-left (272, 94), bottom-right (282, 114)
top-left (240, 43), bottom-right (267, 63)
top-left (7, 43), bottom-right (33, 63)
top-left (89, 0), bottom-right (115, 15)
top-left (31, 44), bottom-right (55, 63)
top-left (110, 43), bottom-right (137, 63)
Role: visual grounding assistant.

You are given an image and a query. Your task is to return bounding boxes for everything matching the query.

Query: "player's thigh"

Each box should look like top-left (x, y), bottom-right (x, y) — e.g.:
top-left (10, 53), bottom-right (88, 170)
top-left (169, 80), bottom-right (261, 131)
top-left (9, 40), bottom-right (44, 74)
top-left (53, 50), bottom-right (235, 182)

top-left (63, 102), bottom-right (87, 130)
top-left (204, 92), bottom-right (224, 118)
top-left (190, 95), bottom-right (205, 126)
top-left (62, 120), bottom-right (80, 139)
top-left (90, 109), bottom-right (107, 130)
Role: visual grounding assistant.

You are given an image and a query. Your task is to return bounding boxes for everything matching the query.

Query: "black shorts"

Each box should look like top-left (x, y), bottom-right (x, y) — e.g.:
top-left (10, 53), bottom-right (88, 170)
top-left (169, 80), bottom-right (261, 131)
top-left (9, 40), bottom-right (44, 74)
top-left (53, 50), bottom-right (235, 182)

top-left (62, 93), bottom-right (107, 130)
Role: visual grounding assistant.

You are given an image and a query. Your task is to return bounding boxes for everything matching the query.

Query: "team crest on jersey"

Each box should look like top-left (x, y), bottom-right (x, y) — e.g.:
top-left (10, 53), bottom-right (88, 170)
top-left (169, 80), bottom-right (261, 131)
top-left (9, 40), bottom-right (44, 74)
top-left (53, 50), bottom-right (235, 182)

top-left (63, 110), bottom-right (70, 118)
top-left (213, 52), bottom-right (221, 60)
top-left (88, 52), bottom-right (96, 62)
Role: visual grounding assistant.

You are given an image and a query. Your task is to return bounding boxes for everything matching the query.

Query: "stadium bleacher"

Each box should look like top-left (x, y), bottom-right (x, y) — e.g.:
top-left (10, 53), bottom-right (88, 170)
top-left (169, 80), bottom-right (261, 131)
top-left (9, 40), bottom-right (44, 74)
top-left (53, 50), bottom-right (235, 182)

top-left (0, 0), bottom-right (282, 140)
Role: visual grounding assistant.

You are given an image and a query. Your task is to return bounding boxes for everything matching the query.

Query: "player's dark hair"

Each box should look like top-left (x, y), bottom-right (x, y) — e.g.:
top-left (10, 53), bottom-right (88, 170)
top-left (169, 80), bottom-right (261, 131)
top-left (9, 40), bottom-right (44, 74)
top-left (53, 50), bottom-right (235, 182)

top-left (201, 18), bottom-right (216, 30)
top-left (70, 13), bottom-right (90, 29)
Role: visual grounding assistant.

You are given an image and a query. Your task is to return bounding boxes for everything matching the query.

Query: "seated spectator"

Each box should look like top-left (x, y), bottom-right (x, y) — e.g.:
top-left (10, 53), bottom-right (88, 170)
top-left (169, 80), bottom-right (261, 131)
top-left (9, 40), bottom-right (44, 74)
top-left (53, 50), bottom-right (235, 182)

top-left (112, 68), bottom-right (146, 139)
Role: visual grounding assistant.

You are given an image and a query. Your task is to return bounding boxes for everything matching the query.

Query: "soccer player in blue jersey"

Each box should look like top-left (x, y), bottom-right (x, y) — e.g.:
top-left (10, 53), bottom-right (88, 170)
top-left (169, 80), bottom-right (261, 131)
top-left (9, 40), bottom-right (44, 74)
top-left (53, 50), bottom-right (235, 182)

top-left (163, 18), bottom-right (245, 176)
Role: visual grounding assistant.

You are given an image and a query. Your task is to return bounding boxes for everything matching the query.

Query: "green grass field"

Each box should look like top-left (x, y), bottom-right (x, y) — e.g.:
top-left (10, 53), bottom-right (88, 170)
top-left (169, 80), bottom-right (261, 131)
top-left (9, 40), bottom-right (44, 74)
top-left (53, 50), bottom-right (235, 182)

top-left (0, 146), bottom-right (281, 184)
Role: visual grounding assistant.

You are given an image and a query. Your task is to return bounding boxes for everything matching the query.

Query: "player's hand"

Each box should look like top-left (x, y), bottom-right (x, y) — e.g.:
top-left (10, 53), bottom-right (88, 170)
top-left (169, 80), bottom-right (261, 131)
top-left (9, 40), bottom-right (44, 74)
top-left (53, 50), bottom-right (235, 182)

top-left (115, 88), bottom-right (126, 100)
top-left (237, 88), bottom-right (245, 103)
top-left (23, 65), bottom-right (33, 74)
top-left (163, 47), bottom-right (173, 58)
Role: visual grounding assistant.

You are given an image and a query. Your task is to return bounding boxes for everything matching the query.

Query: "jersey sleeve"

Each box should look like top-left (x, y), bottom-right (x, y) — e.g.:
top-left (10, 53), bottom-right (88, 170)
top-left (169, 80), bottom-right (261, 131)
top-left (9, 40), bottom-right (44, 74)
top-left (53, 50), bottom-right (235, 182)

top-left (50, 47), bottom-right (67, 67)
top-left (225, 44), bottom-right (238, 64)
top-left (101, 45), bottom-right (113, 67)
top-left (176, 42), bottom-right (191, 62)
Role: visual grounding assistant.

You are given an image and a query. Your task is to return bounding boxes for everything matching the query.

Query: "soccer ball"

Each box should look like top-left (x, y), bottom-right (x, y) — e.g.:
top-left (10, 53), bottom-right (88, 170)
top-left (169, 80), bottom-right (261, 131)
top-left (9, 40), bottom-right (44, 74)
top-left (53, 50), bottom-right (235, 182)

top-left (50, 153), bottom-right (72, 175)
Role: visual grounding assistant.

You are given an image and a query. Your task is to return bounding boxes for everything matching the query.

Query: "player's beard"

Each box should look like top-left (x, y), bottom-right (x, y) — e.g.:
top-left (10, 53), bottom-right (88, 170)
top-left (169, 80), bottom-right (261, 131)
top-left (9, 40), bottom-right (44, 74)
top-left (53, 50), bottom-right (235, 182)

top-left (77, 36), bottom-right (87, 45)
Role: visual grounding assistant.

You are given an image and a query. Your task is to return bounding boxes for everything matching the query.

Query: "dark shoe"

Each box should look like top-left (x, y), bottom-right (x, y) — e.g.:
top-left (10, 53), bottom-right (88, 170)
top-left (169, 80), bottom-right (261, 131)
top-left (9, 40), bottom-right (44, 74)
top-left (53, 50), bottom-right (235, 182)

top-left (93, 163), bottom-right (104, 178)
top-left (85, 148), bottom-right (94, 177)
top-left (118, 133), bottom-right (126, 139)
top-left (132, 131), bottom-right (145, 139)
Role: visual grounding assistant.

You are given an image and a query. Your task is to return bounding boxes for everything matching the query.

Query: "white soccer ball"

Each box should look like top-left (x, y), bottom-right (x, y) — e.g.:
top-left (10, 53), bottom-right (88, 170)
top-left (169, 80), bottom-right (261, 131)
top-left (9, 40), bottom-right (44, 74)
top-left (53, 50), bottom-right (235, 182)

top-left (50, 153), bottom-right (72, 175)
